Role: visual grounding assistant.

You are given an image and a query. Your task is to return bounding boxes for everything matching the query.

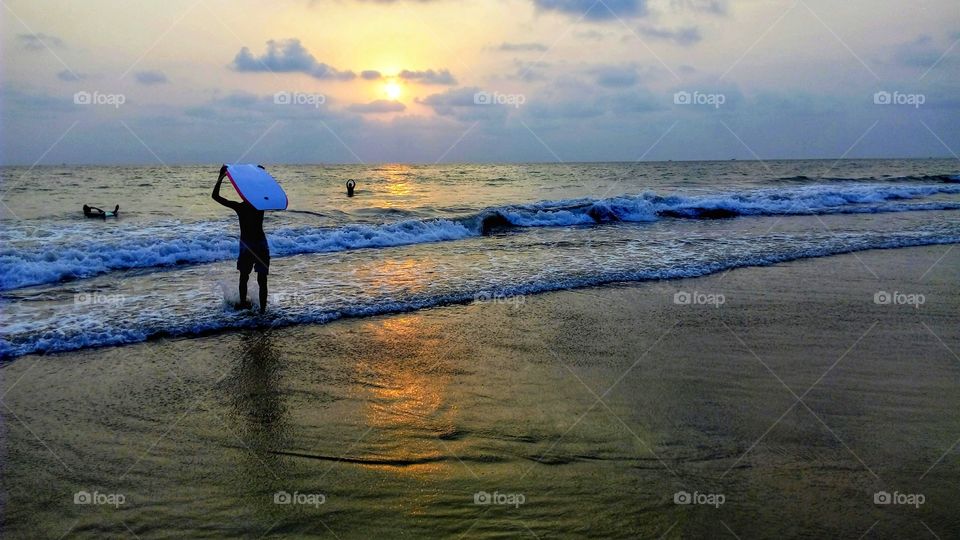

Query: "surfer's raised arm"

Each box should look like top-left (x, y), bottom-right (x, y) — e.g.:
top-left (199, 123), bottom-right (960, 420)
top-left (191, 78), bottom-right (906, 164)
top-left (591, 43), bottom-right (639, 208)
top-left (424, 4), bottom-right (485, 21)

top-left (212, 165), bottom-right (240, 209)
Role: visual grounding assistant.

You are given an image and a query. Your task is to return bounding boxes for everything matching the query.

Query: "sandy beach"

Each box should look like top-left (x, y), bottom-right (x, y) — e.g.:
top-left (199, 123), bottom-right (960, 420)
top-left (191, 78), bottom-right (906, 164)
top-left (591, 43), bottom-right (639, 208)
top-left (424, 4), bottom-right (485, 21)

top-left (2, 244), bottom-right (958, 538)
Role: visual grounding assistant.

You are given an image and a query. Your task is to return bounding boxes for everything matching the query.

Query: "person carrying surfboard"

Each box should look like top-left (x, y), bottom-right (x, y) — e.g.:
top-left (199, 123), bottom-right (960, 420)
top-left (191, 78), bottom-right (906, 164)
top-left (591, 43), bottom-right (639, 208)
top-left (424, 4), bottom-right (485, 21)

top-left (212, 165), bottom-right (270, 313)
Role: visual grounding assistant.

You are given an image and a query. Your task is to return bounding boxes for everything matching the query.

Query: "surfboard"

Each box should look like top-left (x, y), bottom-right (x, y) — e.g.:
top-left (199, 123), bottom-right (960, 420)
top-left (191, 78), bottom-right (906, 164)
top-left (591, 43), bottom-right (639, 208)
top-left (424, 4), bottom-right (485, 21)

top-left (224, 164), bottom-right (288, 211)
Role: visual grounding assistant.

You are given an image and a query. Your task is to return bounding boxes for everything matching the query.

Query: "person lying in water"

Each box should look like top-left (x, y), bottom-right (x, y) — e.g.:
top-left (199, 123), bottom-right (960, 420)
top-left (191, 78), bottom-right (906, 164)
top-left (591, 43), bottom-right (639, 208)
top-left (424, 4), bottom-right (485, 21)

top-left (212, 165), bottom-right (269, 314)
top-left (83, 204), bottom-right (119, 218)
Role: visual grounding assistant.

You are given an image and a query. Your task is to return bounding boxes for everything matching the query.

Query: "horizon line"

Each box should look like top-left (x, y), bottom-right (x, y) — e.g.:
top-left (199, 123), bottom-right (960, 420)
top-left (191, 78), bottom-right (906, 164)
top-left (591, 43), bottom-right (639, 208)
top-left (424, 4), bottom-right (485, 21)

top-left (1, 156), bottom-right (957, 168)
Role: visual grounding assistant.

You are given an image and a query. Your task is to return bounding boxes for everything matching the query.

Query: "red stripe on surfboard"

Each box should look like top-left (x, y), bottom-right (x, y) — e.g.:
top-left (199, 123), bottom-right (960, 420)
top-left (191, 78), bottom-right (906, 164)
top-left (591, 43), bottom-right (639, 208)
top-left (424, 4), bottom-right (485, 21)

top-left (224, 168), bottom-right (252, 205)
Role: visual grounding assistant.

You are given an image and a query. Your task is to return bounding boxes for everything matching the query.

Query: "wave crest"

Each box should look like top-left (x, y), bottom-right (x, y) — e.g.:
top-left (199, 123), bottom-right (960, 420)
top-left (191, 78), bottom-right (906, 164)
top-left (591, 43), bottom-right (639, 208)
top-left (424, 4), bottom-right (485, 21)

top-left (2, 182), bottom-right (959, 290)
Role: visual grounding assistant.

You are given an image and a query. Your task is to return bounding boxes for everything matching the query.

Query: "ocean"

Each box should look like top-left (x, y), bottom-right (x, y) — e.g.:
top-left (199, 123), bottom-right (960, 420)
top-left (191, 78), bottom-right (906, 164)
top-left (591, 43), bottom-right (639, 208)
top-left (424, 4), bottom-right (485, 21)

top-left (2, 159), bottom-right (959, 359)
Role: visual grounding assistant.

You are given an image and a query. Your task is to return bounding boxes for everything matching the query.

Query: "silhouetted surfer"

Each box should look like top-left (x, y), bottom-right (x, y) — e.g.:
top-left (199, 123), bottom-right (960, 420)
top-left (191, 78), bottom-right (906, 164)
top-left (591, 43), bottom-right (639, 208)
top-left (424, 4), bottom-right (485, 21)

top-left (212, 165), bottom-right (269, 313)
top-left (346, 179), bottom-right (356, 197)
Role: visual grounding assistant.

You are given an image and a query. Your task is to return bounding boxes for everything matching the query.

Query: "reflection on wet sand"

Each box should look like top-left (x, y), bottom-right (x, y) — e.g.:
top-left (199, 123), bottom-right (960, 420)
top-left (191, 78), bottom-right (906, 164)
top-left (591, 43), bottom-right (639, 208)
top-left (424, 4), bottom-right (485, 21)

top-left (217, 331), bottom-right (292, 511)
top-left (354, 315), bottom-right (457, 478)
top-left (224, 332), bottom-right (290, 449)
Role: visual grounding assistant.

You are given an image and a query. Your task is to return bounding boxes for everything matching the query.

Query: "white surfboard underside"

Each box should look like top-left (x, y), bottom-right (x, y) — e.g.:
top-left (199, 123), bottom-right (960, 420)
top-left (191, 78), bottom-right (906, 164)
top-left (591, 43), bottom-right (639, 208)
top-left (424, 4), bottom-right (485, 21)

top-left (225, 164), bottom-right (288, 211)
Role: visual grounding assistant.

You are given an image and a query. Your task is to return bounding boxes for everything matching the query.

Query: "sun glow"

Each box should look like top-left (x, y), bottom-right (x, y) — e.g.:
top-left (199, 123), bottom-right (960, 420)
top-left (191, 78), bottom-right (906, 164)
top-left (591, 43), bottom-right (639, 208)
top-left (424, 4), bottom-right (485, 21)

top-left (384, 80), bottom-right (402, 101)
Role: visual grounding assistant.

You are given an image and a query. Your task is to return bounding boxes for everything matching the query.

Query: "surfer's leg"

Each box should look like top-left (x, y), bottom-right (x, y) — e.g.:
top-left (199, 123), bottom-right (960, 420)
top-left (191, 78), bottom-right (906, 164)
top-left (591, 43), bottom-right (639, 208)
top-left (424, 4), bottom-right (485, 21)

top-left (239, 272), bottom-right (250, 305)
top-left (236, 243), bottom-right (256, 307)
top-left (257, 272), bottom-right (268, 314)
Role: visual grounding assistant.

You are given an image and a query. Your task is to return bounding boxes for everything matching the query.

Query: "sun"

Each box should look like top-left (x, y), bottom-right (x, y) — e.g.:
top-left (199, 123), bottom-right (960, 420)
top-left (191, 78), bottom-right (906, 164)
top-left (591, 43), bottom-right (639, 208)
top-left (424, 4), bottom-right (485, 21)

top-left (384, 80), bottom-right (402, 101)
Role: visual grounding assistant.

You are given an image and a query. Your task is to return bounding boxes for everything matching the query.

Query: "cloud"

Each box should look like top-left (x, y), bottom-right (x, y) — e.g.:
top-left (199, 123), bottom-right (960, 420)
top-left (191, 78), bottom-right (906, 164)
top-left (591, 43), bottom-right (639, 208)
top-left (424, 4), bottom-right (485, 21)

top-left (185, 92), bottom-right (261, 119)
top-left (230, 43), bottom-right (454, 85)
top-left (184, 91), bottom-right (335, 122)
top-left (1, 85), bottom-right (79, 118)
top-left (586, 64), bottom-right (663, 87)
top-left (6, 83), bottom-right (960, 164)
top-left (891, 35), bottom-right (954, 68)
top-left (135, 70), bottom-right (169, 85)
top-left (920, 83), bottom-right (960, 110)
top-left (574, 30), bottom-right (611, 40)
top-left (750, 91), bottom-right (842, 116)
top-left (56, 70), bottom-right (86, 82)
top-left (531, 0), bottom-right (720, 22)
top-left (347, 100), bottom-right (406, 114)
top-left (669, 0), bottom-right (727, 15)
top-left (604, 91), bottom-right (664, 114)
top-left (521, 76), bottom-right (664, 119)
top-left (417, 87), bottom-right (482, 111)
top-left (532, 0), bottom-right (648, 20)
top-left (216, 92), bottom-right (264, 108)
top-left (325, 0), bottom-right (663, 22)
top-left (417, 86), bottom-right (510, 121)
top-left (511, 59), bottom-right (551, 82)
top-left (17, 33), bottom-right (65, 50)
top-left (498, 42), bottom-right (549, 52)
top-left (231, 39), bottom-right (357, 80)
top-left (893, 35), bottom-right (937, 67)
top-left (638, 25), bottom-right (702, 46)
top-left (398, 69), bottom-right (457, 85)
top-left (527, 98), bottom-right (605, 119)
top-left (590, 65), bottom-right (638, 87)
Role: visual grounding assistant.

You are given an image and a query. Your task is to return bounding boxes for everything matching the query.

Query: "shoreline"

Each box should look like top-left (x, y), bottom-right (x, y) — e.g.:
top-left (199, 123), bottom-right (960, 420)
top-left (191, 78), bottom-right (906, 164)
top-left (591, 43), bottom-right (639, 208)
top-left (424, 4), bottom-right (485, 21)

top-left (4, 238), bottom-right (959, 360)
top-left (2, 244), bottom-right (959, 538)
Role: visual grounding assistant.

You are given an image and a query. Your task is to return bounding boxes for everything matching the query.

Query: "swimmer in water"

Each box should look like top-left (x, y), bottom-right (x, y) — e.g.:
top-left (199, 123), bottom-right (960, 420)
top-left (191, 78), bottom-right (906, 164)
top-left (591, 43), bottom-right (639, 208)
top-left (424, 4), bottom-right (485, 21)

top-left (83, 204), bottom-right (119, 218)
top-left (346, 179), bottom-right (356, 197)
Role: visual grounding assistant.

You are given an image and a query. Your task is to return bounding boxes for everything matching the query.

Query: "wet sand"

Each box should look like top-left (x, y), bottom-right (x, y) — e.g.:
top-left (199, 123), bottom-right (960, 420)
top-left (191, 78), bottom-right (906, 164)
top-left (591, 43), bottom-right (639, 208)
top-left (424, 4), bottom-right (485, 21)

top-left (2, 245), bottom-right (959, 538)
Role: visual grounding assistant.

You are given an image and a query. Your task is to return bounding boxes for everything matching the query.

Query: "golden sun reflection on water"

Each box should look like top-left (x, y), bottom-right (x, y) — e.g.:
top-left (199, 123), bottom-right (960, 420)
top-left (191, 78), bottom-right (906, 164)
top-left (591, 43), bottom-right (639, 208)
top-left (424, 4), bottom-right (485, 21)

top-left (350, 257), bottom-right (452, 297)
top-left (353, 314), bottom-right (459, 479)
top-left (378, 163), bottom-right (413, 200)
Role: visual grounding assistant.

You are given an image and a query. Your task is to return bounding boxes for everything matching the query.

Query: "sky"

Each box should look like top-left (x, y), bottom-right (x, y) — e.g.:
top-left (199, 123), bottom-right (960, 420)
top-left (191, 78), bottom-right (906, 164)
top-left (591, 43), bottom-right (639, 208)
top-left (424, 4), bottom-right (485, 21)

top-left (1, 0), bottom-right (959, 164)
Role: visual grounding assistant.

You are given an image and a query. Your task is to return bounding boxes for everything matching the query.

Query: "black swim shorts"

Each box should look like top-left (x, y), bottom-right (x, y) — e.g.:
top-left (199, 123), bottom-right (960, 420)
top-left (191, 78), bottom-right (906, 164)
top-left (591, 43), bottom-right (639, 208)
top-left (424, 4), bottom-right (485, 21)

top-left (237, 239), bottom-right (270, 274)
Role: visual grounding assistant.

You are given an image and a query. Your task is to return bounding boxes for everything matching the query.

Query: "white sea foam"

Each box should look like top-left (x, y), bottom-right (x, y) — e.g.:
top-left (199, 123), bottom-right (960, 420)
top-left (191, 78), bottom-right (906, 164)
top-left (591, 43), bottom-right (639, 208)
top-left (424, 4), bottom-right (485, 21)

top-left (2, 183), bottom-right (959, 291)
